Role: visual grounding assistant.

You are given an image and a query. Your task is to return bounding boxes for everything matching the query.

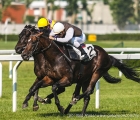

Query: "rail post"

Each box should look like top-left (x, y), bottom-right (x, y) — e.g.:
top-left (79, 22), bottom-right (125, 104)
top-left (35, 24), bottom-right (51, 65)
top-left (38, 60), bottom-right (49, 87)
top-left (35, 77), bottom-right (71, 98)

top-left (9, 53), bottom-right (14, 79)
top-left (95, 80), bottom-right (100, 109)
top-left (12, 61), bottom-right (22, 112)
top-left (0, 62), bottom-right (2, 98)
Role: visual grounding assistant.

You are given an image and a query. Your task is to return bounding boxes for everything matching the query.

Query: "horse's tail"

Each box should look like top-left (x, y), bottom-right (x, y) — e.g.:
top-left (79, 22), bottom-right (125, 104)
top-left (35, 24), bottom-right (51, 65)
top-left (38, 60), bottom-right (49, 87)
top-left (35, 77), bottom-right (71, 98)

top-left (110, 55), bottom-right (140, 83)
top-left (103, 72), bottom-right (121, 83)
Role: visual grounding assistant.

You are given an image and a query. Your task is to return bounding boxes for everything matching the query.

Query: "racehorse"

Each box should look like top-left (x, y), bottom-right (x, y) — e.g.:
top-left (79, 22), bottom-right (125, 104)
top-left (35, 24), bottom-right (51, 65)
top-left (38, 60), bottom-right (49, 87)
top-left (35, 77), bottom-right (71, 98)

top-left (15, 25), bottom-right (121, 112)
top-left (15, 25), bottom-right (65, 111)
top-left (20, 31), bottom-right (140, 115)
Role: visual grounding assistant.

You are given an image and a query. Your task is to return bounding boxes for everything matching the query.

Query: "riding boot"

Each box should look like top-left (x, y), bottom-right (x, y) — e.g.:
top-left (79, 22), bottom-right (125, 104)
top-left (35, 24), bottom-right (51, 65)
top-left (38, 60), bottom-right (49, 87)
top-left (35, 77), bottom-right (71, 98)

top-left (78, 45), bottom-right (89, 61)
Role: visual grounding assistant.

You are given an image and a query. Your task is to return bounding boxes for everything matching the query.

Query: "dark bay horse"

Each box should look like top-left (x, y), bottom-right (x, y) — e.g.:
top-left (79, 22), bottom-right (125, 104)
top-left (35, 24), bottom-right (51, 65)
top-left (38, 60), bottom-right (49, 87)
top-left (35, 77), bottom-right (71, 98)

top-left (15, 25), bottom-right (121, 112)
top-left (21, 32), bottom-right (140, 115)
top-left (15, 25), bottom-right (66, 111)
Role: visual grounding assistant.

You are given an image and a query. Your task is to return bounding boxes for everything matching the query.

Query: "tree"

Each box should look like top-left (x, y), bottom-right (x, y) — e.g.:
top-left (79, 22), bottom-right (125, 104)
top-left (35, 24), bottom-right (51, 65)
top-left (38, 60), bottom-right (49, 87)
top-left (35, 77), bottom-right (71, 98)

top-left (110, 0), bottom-right (134, 29)
top-left (47, 0), bottom-right (59, 19)
top-left (65, 0), bottom-right (78, 23)
top-left (0, 0), bottom-right (12, 22)
top-left (81, 0), bottom-right (95, 24)
top-left (136, 0), bottom-right (140, 24)
top-left (65, 0), bottom-right (93, 24)
top-left (25, 0), bottom-right (33, 8)
top-left (81, 0), bottom-right (89, 23)
top-left (103, 0), bottom-right (109, 5)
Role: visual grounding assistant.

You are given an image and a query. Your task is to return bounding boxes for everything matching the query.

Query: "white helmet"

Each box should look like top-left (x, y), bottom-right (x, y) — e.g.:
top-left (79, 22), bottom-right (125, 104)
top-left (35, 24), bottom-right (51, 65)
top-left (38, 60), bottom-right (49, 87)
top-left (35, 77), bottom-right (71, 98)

top-left (53, 22), bottom-right (64, 34)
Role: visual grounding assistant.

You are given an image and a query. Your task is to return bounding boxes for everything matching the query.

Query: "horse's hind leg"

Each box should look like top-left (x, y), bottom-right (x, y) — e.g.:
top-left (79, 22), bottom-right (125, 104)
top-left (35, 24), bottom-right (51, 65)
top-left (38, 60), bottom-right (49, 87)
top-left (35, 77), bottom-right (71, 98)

top-left (52, 78), bottom-right (71, 114)
top-left (73, 72), bottom-right (102, 115)
top-left (81, 82), bottom-right (90, 116)
top-left (64, 84), bottom-right (81, 114)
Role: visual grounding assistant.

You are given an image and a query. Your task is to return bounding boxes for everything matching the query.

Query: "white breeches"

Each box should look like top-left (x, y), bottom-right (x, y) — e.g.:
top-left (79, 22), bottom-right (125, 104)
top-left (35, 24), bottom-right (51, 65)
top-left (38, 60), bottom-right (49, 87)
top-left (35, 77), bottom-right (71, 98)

top-left (70, 33), bottom-right (86, 47)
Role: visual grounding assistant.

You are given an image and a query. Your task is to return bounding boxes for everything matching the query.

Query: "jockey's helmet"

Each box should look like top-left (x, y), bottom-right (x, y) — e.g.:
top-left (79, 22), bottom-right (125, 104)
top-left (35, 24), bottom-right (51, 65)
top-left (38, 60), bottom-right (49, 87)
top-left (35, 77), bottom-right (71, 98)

top-left (37, 18), bottom-right (49, 28)
top-left (53, 22), bottom-right (64, 34)
top-left (50, 20), bottom-right (56, 28)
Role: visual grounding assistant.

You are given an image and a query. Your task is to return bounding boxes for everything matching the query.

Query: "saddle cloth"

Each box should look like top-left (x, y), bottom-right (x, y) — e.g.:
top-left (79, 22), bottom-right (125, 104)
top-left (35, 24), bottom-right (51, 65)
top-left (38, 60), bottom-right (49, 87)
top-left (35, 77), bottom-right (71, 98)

top-left (67, 44), bottom-right (96, 61)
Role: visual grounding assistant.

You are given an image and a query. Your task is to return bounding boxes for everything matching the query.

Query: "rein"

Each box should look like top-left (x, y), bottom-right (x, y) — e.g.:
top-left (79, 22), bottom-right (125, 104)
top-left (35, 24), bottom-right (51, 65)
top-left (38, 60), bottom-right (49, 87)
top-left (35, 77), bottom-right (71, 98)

top-left (23, 28), bottom-right (33, 34)
top-left (52, 41), bottom-right (71, 62)
top-left (35, 35), bottom-right (71, 62)
top-left (40, 38), bottom-right (52, 52)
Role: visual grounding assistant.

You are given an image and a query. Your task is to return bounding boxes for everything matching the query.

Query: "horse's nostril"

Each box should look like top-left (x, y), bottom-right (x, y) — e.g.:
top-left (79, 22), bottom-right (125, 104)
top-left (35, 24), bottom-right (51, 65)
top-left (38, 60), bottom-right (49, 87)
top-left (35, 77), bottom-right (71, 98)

top-left (21, 54), bottom-right (29, 61)
top-left (15, 47), bottom-right (23, 54)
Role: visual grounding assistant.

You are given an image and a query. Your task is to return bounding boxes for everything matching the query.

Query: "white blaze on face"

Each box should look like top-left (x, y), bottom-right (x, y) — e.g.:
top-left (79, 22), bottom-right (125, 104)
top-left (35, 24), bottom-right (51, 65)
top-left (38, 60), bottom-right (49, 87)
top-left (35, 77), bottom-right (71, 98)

top-left (28, 38), bottom-right (31, 42)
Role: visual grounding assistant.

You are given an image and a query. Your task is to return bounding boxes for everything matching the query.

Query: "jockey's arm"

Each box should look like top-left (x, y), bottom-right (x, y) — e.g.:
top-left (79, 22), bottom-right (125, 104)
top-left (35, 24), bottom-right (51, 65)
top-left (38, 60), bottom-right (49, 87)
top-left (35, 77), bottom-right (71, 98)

top-left (55, 27), bottom-right (74, 43)
top-left (49, 30), bottom-right (55, 37)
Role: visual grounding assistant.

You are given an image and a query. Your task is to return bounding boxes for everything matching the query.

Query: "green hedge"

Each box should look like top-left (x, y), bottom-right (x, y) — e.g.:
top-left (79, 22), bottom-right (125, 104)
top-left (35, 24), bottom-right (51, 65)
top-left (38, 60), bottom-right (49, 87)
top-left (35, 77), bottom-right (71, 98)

top-left (1, 33), bottom-right (140, 41)
top-left (87, 33), bottom-right (140, 41)
top-left (0, 34), bottom-right (18, 41)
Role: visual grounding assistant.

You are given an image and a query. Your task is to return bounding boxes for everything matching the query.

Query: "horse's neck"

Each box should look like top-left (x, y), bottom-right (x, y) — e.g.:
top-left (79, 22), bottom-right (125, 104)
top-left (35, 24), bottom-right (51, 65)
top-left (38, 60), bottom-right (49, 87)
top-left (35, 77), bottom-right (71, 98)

top-left (33, 53), bottom-right (52, 68)
top-left (33, 53), bottom-right (44, 64)
top-left (40, 38), bottom-right (62, 64)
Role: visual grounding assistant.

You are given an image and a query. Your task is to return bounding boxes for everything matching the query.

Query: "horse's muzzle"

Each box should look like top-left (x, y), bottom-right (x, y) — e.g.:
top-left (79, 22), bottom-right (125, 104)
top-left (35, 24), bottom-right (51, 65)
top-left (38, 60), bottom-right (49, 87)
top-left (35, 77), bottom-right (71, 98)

top-left (21, 53), bottom-right (30, 61)
top-left (15, 46), bottom-right (24, 54)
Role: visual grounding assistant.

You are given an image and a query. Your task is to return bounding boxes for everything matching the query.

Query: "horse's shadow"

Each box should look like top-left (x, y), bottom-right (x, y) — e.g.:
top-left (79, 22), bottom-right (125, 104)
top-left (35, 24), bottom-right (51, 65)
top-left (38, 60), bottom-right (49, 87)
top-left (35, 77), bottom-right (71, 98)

top-left (37, 110), bottom-right (137, 117)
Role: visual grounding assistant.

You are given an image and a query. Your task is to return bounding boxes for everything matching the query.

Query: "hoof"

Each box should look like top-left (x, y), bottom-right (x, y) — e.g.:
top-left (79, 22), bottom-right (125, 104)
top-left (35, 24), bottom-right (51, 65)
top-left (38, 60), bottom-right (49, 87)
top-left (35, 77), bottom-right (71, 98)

top-left (38, 97), bottom-right (45, 103)
top-left (64, 109), bottom-right (68, 115)
top-left (64, 104), bottom-right (73, 114)
top-left (33, 105), bottom-right (39, 111)
top-left (59, 106), bottom-right (65, 114)
top-left (43, 98), bottom-right (52, 104)
top-left (22, 103), bottom-right (28, 109)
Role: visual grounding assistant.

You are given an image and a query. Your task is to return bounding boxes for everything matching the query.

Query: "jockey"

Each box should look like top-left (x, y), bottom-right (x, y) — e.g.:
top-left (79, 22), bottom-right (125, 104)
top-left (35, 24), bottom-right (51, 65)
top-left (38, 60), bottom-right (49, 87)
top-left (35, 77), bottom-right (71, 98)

top-left (49, 20), bottom-right (56, 30)
top-left (37, 18), bottom-right (56, 33)
top-left (49, 22), bottom-right (89, 61)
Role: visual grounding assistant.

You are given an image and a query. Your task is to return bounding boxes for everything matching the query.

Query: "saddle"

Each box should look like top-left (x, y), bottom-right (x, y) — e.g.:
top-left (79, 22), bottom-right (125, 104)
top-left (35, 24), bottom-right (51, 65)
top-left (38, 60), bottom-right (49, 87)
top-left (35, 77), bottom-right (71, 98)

top-left (65, 44), bottom-right (96, 61)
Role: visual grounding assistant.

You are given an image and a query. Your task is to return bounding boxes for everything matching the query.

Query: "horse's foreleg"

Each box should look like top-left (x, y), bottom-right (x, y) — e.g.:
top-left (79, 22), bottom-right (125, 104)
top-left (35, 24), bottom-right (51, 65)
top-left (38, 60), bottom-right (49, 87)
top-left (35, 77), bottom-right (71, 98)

top-left (64, 84), bottom-right (81, 114)
top-left (52, 78), bottom-right (71, 114)
top-left (41, 87), bottom-right (65, 104)
top-left (29, 78), bottom-right (43, 111)
top-left (33, 89), bottom-right (40, 111)
top-left (23, 76), bottom-right (54, 110)
top-left (52, 84), bottom-right (65, 114)
top-left (22, 80), bottom-right (44, 109)
top-left (28, 78), bottom-right (44, 107)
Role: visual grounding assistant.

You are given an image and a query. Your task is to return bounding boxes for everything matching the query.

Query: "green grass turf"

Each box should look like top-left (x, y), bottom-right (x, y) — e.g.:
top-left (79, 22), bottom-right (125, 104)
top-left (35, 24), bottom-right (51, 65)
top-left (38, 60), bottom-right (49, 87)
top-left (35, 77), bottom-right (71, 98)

top-left (0, 62), bottom-right (140, 120)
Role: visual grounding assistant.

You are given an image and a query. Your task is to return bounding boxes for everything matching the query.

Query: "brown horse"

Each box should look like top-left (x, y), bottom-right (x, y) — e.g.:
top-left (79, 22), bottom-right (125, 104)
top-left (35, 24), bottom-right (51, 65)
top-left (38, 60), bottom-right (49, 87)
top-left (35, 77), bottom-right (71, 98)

top-left (21, 32), bottom-right (140, 115)
top-left (15, 25), bottom-right (65, 111)
top-left (15, 25), bottom-right (122, 113)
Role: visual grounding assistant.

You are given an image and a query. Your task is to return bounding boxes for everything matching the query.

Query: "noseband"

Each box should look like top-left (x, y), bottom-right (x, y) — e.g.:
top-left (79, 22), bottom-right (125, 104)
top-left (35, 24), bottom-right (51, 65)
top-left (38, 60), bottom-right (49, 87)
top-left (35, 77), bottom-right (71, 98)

top-left (29, 34), bottom-right (52, 55)
top-left (23, 28), bottom-right (33, 34)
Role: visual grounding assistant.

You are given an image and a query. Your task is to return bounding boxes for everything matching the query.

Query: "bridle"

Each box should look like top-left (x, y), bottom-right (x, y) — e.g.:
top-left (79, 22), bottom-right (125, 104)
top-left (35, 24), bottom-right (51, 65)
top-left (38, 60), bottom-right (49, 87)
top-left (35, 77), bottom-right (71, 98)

top-left (28, 34), bottom-right (52, 55)
top-left (23, 28), bottom-right (33, 34)
top-left (26, 33), bottom-right (71, 62)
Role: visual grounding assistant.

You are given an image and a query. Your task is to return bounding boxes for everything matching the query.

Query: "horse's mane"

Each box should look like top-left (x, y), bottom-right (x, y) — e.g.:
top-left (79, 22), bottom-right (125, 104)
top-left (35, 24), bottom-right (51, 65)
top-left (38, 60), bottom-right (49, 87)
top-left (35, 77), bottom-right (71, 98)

top-left (40, 34), bottom-right (66, 47)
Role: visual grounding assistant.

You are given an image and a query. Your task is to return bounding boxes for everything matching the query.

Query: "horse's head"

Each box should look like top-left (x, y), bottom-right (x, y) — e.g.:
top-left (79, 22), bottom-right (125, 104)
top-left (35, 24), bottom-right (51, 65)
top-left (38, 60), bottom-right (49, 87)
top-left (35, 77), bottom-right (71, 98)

top-left (21, 32), bottom-right (43, 61)
top-left (15, 25), bottom-right (38, 54)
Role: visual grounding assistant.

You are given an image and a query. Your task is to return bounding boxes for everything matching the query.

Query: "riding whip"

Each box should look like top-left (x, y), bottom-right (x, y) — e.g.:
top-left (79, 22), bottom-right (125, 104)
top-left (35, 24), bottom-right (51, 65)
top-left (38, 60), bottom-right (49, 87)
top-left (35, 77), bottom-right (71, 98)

top-left (53, 41), bottom-right (71, 62)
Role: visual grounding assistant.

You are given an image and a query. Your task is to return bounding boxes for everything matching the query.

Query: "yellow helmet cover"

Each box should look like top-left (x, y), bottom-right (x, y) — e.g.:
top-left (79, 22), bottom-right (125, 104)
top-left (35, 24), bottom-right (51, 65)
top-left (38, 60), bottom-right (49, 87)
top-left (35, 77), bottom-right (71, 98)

top-left (37, 18), bottom-right (49, 28)
top-left (50, 20), bottom-right (56, 28)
